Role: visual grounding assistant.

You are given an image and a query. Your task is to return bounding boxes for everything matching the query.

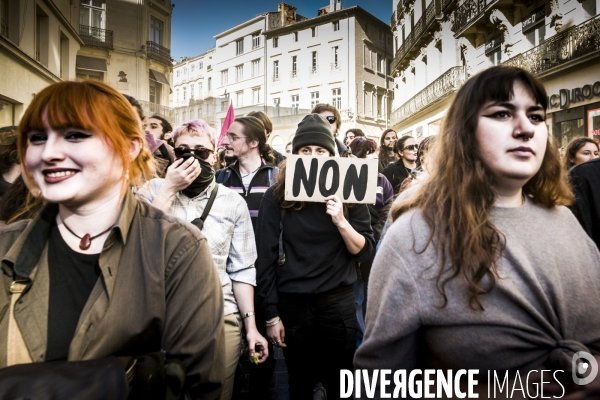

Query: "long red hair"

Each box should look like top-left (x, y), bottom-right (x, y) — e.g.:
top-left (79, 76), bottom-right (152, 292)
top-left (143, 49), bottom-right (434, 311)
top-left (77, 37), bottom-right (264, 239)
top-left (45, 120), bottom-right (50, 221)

top-left (17, 80), bottom-right (154, 194)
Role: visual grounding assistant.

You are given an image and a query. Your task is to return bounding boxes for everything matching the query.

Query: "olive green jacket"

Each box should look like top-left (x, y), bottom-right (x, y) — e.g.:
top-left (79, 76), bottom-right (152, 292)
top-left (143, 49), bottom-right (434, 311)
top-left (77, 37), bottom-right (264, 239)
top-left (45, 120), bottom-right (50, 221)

top-left (0, 192), bottom-right (225, 399)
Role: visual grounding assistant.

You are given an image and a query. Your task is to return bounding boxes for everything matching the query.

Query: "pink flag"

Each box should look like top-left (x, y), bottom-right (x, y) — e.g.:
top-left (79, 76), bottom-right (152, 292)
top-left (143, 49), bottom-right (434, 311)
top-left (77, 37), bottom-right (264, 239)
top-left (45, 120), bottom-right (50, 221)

top-left (218, 102), bottom-right (235, 147)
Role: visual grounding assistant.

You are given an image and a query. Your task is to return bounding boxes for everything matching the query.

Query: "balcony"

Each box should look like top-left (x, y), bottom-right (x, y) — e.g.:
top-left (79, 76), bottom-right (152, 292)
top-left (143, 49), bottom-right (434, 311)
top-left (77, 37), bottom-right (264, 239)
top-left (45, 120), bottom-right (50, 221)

top-left (290, 70), bottom-right (299, 81)
top-left (391, 1), bottom-right (436, 72)
top-left (502, 14), bottom-right (600, 77)
top-left (330, 63), bottom-right (342, 73)
top-left (79, 25), bottom-right (113, 50)
top-left (308, 66), bottom-right (319, 77)
top-left (138, 100), bottom-right (174, 121)
top-left (146, 41), bottom-right (172, 65)
top-left (272, 74), bottom-right (280, 83)
top-left (390, 66), bottom-right (466, 127)
top-left (450, 0), bottom-right (511, 37)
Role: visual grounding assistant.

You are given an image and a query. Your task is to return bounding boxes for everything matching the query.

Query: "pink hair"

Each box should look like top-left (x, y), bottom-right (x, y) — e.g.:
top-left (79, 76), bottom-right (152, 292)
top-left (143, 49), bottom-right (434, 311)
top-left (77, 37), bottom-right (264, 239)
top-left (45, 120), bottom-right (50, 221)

top-left (172, 119), bottom-right (216, 148)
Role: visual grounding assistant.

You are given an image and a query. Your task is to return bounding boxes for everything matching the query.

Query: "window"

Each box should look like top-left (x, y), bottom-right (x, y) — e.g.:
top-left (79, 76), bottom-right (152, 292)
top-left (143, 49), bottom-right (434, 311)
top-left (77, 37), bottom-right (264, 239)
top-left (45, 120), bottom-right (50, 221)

top-left (252, 59), bottom-right (260, 77)
top-left (208, 77), bottom-right (212, 90)
top-left (488, 49), bottom-right (501, 66)
top-left (333, 21), bottom-right (340, 31)
top-left (221, 101), bottom-right (228, 111)
top-left (80, 0), bottom-right (105, 30)
top-left (191, 64), bottom-right (195, 74)
top-left (291, 95), bottom-right (299, 114)
top-left (377, 94), bottom-right (383, 118)
top-left (35, 6), bottom-right (49, 65)
top-left (293, 32), bottom-right (298, 42)
top-left (177, 70), bottom-right (180, 77)
top-left (252, 87), bottom-right (261, 105)
top-left (310, 92), bottom-right (320, 109)
top-left (378, 29), bottom-right (384, 43)
top-left (198, 82), bottom-right (203, 96)
top-left (273, 98), bottom-right (281, 117)
top-left (190, 85), bottom-right (194, 99)
top-left (252, 33), bottom-right (260, 49)
top-left (236, 65), bottom-right (243, 82)
top-left (311, 51), bottom-right (318, 73)
top-left (59, 32), bottom-right (69, 79)
top-left (332, 46), bottom-right (339, 67)
top-left (236, 91), bottom-right (243, 107)
top-left (332, 88), bottom-right (341, 109)
top-left (221, 70), bottom-right (228, 86)
top-left (291, 56), bottom-right (297, 77)
top-left (183, 86), bottom-right (187, 100)
top-left (273, 60), bottom-right (279, 81)
top-left (236, 39), bottom-right (244, 55)
top-left (199, 62), bottom-right (203, 69)
top-left (311, 27), bottom-right (317, 37)
top-left (150, 17), bottom-right (163, 44)
top-left (526, 24), bottom-right (545, 46)
top-left (273, 37), bottom-right (279, 48)
top-left (176, 89), bottom-right (179, 102)
top-left (377, 53), bottom-right (383, 73)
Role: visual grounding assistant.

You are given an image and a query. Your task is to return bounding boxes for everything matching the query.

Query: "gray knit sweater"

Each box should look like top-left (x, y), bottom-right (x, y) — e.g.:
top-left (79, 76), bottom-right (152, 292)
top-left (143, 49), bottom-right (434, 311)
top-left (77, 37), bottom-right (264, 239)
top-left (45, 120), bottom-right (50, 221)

top-left (355, 198), bottom-right (600, 375)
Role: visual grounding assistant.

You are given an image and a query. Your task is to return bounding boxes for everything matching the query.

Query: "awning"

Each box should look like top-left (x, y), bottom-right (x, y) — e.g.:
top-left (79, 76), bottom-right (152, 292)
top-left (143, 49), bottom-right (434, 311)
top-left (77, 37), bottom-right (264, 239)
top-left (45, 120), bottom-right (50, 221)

top-left (76, 55), bottom-right (107, 72)
top-left (149, 69), bottom-right (170, 86)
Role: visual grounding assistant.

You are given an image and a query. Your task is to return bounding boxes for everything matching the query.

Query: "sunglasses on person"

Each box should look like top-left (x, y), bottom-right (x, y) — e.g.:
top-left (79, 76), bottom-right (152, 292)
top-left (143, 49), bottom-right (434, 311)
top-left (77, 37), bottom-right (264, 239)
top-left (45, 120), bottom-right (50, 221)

top-left (324, 116), bottom-right (336, 124)
top-left (174, 146), bottom-right (214, 160)
top-left (403, 144), bottom-right (418, 151)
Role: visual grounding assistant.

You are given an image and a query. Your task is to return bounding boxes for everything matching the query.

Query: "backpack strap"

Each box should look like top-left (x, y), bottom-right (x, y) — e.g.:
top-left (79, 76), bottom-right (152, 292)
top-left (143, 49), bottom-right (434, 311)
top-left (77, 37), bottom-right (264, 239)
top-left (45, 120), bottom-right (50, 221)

top-left (190, 185), bottom-right (219, 231)
top-left (216, 169), bottom-right (231, 184)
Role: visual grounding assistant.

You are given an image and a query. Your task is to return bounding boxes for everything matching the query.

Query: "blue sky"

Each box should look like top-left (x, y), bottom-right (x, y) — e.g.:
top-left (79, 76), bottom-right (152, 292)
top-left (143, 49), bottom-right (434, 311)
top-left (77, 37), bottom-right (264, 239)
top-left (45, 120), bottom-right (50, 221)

top-left (171, 0), bottom-right (392, 60)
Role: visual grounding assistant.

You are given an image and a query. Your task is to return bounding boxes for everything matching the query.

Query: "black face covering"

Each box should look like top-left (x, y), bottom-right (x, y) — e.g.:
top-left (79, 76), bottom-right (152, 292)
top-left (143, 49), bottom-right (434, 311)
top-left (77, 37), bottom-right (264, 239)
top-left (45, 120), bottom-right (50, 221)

top-left (179, 153), bottom-right (215, 198)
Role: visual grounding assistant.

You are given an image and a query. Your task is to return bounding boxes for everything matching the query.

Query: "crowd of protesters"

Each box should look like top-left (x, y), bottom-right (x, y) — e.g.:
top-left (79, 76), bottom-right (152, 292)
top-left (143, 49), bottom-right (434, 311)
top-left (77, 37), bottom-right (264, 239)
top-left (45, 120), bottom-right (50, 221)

top-left (0, 65), bottom-right (598, 400)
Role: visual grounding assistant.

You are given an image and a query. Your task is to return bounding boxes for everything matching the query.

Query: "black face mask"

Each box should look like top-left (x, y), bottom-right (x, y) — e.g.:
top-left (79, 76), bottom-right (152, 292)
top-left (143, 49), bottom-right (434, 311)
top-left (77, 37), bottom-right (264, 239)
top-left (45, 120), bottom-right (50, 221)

top-left (179, 153), bottom-right (215, 198)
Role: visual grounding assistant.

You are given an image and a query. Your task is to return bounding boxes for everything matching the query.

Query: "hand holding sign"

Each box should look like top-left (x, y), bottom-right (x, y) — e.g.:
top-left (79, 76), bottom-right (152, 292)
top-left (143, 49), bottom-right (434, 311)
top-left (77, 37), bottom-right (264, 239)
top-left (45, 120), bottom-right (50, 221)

top-left (325, 195), bottom-right (345, 226)
top-left (284, 155), bottom-right (378, 204)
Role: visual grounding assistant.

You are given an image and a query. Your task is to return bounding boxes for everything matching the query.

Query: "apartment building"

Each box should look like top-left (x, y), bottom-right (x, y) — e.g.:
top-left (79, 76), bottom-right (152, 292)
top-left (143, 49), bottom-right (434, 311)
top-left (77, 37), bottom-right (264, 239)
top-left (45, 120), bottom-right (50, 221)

top-left (77, 0), bottom-right (174, 120)
top-left (264, 1), bottom-right (394, 151)
top-left (1, 0), bottom-right (82, 126)
top-left (170, 1), bottom-right (393, 153)
top-left (390, 0), bottom-right (600, 147)
top-left (171, 48), bottom-right (217, 127)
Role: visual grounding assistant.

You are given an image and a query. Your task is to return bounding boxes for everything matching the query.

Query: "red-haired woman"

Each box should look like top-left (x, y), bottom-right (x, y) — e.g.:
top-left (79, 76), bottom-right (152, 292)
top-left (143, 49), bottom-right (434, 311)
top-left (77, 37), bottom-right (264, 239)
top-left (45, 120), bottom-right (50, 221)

top-left (355, 67), bottom-right (600, 397)
top-left (0, 81), bottom-right (224, 399)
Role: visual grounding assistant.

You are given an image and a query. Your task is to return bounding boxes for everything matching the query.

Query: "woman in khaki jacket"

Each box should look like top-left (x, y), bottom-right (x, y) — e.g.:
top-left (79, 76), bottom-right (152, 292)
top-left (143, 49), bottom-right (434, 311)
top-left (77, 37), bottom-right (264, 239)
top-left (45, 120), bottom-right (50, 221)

top-left (0, 80), bottom-right (225, 400)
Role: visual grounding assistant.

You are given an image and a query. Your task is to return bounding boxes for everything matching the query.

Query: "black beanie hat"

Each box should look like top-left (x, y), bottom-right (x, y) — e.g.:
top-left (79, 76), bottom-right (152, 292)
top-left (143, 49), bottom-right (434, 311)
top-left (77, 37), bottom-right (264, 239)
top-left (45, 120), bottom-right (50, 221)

top-left (292, 114), bottom-right (336, 155)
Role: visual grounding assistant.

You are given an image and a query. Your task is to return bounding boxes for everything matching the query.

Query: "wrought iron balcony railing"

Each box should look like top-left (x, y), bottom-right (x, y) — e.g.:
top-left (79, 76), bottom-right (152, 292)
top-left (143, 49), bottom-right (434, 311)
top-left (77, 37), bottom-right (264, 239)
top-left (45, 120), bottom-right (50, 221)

top-left (308, 66), bottom-right (319, 76)
top-left (390, 66), bottom-right (466, 127)
top-left (272, 74), bottom-right (280, 82)
top-left (330, 63), bottom-right (341, 73)
top-left (451, 0), bottom-right (499, 36)
top-left (79, 25), bottom-right (113, 50)
top-left (502, 14), bottom-right (600, 76)
top-left (138, 100), bottom-right (174, 121)
top-left (146, 41), bottom-right (172, 65)
top-left (290, 71), bottom-right (299, 80)
top-left (391, 1), bottom-right (435, 72)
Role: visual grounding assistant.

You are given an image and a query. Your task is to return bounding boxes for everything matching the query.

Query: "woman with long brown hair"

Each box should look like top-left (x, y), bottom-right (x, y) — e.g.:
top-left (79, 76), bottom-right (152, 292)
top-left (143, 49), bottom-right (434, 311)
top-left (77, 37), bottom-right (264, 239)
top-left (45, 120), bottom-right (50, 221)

top-left (0, 81), bottom-right (224, 399)
top-left (563, 136), bottom-right (599, 171)
top-left (355, 66), bottom-right (600, 397)
top-left (377, 128), bottom-right (397, 172)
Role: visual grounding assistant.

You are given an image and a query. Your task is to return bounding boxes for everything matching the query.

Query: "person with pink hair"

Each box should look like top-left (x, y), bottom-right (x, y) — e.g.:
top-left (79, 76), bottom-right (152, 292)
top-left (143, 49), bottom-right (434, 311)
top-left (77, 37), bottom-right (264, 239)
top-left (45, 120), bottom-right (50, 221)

top-left (138, 119), bottom-right (269, 400)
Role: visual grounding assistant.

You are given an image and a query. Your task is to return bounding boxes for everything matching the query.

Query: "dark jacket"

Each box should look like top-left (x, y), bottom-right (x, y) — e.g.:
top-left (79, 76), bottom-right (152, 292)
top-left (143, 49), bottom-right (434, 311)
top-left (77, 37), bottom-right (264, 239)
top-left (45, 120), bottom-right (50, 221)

top-left (0, 192), bottom-right (225, 399)
top-left (569, 158), bottom-right (600, 249)
top-left (216, 160), bottom-right (278, 232)
top-left (272, 147), bottom-right (286, 166)
top-left (255, 187), bottom-right (375, 321)
top-left (382, 159), bottom-right (411, 194)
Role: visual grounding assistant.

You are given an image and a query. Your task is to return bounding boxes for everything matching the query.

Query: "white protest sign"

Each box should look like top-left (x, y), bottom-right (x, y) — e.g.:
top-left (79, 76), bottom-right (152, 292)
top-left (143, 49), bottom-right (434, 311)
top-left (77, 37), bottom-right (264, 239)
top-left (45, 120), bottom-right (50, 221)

top-left (284, 155), bottom-right (378, 204)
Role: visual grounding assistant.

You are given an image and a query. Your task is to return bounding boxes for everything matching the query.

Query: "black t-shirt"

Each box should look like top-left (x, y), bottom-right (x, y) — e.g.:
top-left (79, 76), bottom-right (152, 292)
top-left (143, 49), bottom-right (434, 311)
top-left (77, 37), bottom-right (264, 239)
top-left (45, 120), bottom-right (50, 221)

top-left (46, 223), bottom-right (101, 362)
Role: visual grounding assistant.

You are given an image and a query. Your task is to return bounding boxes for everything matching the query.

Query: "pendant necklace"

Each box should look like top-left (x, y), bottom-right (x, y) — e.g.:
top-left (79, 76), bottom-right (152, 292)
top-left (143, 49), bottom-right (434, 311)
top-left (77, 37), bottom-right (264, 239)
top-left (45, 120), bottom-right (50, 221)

top-left (60, 217), bottom-right (114, 250)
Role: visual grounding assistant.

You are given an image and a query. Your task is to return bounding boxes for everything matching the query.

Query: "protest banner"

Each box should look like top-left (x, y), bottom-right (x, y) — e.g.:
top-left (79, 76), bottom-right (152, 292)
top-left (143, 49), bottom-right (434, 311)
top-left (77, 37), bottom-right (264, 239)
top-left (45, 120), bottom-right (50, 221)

top-left (284, 155), bottom-right (378, 203)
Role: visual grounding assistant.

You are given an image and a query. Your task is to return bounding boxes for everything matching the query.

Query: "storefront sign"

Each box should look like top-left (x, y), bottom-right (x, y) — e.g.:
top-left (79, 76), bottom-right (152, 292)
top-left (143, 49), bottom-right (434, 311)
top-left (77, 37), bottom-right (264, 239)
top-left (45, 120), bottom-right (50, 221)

top-left (284, 155), bottom-right (377, 203)
top-left (548, 81), bottom-right (600, 110)
top-left (484, 33), bottom-right (503, 54)
top-left (522, 6), bottom-right (545, 32)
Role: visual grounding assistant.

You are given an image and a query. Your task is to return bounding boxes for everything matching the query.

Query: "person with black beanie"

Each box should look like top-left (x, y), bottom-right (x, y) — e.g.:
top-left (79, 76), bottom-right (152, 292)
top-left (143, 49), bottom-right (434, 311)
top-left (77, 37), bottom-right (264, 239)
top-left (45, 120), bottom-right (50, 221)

top-left (255, 114), bottom-right (375, 400)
